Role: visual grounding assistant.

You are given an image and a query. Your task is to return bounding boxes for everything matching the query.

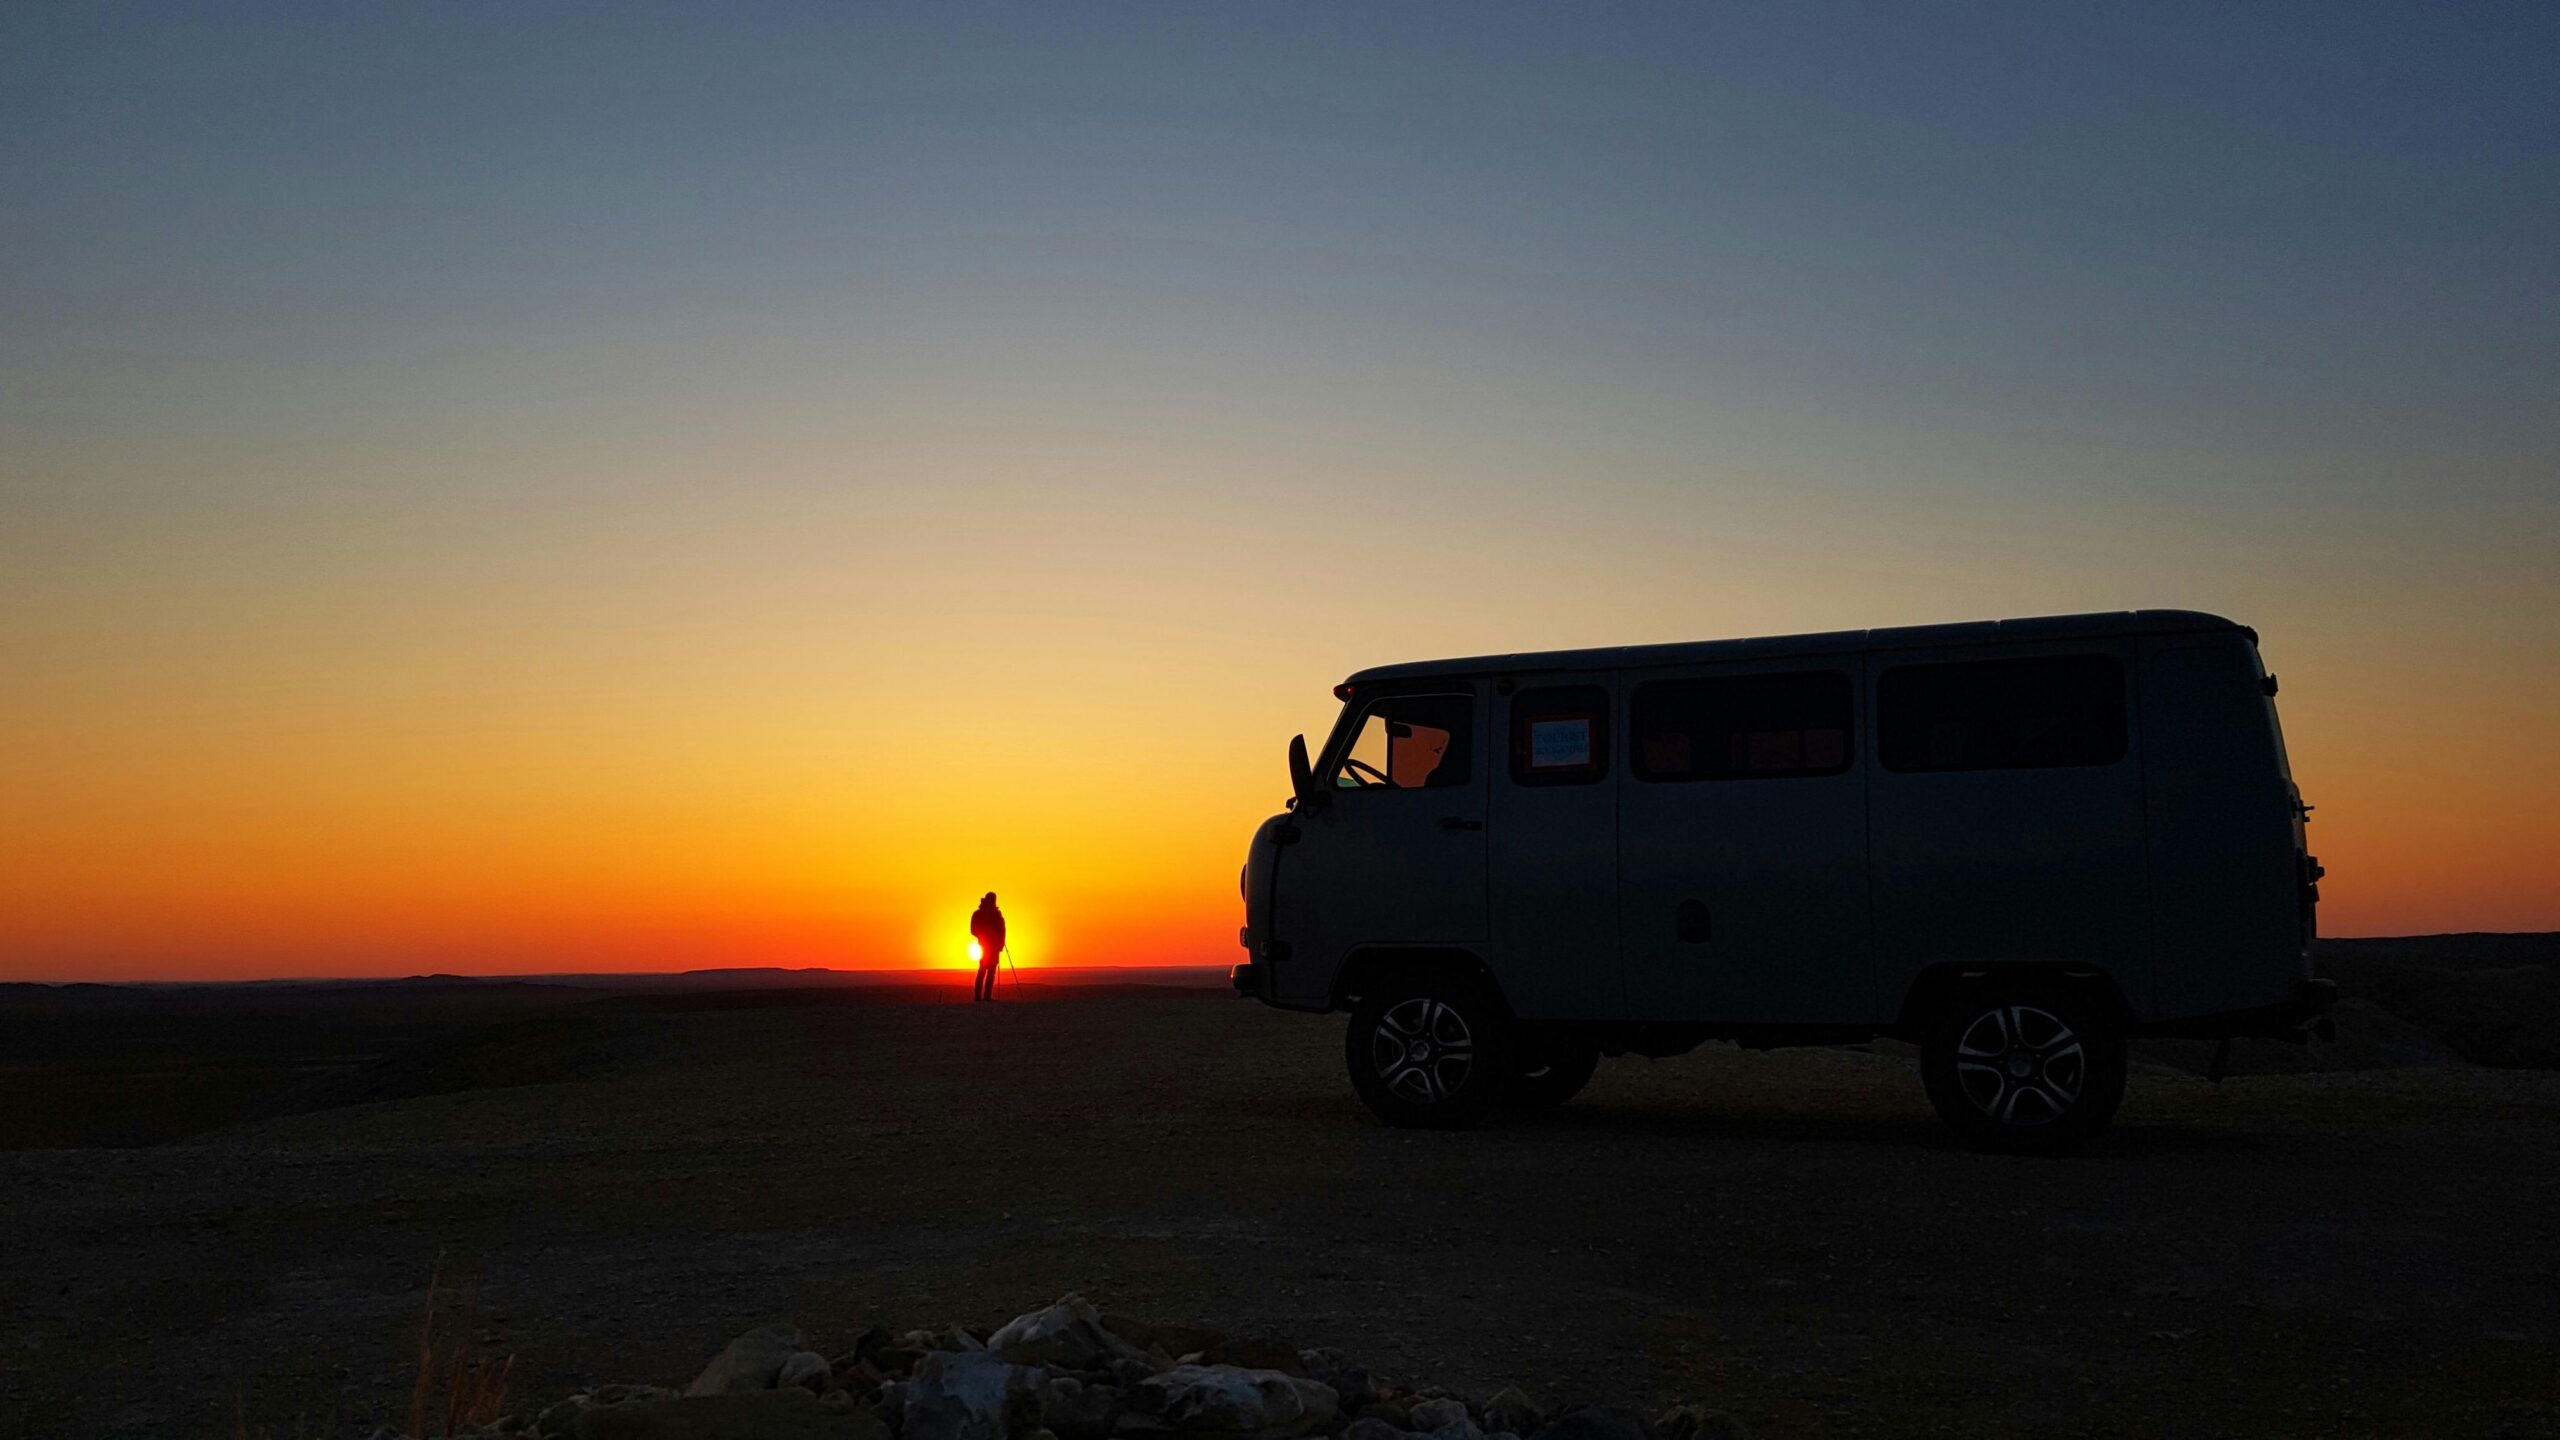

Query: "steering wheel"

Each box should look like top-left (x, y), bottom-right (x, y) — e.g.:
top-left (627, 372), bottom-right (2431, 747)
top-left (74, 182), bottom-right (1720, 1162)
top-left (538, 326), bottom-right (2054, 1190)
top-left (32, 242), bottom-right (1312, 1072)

top-left (1339, 757), bottom-right (1391, 788)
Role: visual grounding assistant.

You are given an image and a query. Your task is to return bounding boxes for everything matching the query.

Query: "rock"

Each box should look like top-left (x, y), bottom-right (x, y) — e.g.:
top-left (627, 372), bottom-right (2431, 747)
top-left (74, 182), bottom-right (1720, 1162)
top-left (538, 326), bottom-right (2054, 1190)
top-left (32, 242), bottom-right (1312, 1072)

top-left (989, 1296), bottom-right (1154, 1371)
top-left (830, 1359), bottom-right (889, 1395)
top-left (691, 1327), bottom-right (807, 1396)
top-left (1525, 1409), bottom-right (1648, 1440)
top-left (780, 1353), bottom-right (835, 1394)
top-left (1650, 1407), bottom-right (1747, 1440)
top-left (1129, 1366), bottom-right (1337, 1438)
top-left (903, 1351), bottom-right (1049, 1440)
top-left (1481, 1389), bottom-right (1541, 1437)
top-left (938, 1326), bottom-right (989, 1354)
top-left (1038, 1375), bottom-right (1122, 1440)
top-left (1406, 1400), bottom-right (1471, 1437)
top-left (542, 1387), bottom-right (686, 1435)
top-left (1298, 1356), bottom-right (1374, 1412)
top-left (1104, 1359), bottom-right (1159, 1390)
top-left (852, 1327), bottom-right (897, 1362)
top-left (1413, 1393), bottom-right (1474, 1424)
top-left (573, 1388), bottom-right (890, 1439)
top-left (1101, 1315), bottom-right (1226, 1365)
top-left (1343, 1419), bottom-right (1416, 1440)
top-left (1194, 1340), bottom-right (1307, 1380)
top-left (1354, 1404), bottom-right (1413, 1429)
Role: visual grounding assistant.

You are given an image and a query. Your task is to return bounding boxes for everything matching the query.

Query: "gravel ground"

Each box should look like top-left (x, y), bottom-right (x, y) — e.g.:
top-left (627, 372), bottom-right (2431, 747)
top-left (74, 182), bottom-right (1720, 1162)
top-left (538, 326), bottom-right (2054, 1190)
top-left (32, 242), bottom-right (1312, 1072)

top-left (3, 986), bottom-right (2556, 1438)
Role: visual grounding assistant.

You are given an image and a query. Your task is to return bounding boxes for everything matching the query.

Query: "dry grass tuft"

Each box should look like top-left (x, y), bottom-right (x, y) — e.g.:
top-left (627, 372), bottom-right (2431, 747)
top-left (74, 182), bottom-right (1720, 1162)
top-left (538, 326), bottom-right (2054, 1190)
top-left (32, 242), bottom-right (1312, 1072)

top-left (407, 1252), bottom-right (515, 1438)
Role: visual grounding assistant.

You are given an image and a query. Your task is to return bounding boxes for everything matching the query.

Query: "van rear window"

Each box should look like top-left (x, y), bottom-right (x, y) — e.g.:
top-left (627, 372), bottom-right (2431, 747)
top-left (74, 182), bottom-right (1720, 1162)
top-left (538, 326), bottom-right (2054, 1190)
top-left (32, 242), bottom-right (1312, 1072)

top-left (1631, 671), bottom-right (1854, 781)
top-left (1877, 654), bottom-right (2126, 773)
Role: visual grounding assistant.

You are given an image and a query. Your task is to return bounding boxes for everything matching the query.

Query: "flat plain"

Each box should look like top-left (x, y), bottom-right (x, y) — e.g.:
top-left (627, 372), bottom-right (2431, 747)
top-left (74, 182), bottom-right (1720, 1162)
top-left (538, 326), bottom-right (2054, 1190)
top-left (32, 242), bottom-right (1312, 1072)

top-left (2, 975), bottom-right (2557, 1438)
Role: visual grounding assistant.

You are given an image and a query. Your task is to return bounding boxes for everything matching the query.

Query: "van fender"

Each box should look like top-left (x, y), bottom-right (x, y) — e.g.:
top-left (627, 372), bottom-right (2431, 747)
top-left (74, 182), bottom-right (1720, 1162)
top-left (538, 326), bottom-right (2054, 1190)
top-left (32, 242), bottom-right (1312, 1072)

top-left (1894, 963), bottom-right (2135, 1040)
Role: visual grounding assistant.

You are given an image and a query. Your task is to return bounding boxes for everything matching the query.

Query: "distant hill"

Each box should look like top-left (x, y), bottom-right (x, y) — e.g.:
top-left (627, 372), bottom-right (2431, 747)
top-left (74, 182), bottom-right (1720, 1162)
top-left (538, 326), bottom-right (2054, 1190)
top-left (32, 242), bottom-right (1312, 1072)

top-left (2316, 933), bottom-right (2559, 1069)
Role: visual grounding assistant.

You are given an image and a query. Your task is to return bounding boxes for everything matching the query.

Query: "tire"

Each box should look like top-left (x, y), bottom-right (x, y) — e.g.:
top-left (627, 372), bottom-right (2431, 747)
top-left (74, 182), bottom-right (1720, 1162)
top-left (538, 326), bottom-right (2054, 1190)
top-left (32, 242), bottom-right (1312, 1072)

top-left (1920, 984), bottom-right (2126, 1154)
top-left (1344, 971), bottom-right (1514, 1129)
top-left (1508, 1034), bottom-right (1600, 1109)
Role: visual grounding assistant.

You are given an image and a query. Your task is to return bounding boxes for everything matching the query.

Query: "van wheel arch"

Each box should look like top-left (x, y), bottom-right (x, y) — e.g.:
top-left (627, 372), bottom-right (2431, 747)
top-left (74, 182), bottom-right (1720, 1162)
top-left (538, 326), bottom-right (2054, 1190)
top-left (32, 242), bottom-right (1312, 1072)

top-left (1331, 946), bottom-right (1512, 1017)
top-left (1896, 963), bottom-right (2135, 1039)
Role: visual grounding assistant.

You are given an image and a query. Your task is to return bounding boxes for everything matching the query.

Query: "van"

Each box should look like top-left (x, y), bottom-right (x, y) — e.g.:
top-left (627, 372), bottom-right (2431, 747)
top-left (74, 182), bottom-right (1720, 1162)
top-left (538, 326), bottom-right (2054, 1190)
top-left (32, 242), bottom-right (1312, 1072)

top-left (1231, 610), bottom-right (2332, 1150)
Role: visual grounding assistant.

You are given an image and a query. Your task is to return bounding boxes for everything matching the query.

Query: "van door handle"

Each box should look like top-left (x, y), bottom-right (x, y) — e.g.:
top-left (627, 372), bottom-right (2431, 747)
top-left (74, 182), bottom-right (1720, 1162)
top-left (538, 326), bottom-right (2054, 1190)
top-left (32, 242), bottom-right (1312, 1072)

top-left (1437, 816), bottom-right (1482, 831)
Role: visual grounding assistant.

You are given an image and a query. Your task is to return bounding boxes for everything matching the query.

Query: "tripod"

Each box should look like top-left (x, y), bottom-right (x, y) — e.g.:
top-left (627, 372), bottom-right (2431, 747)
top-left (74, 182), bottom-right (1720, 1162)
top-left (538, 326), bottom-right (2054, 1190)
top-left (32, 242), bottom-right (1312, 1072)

top-left (1002, 942), bottom-right (1024, 1000)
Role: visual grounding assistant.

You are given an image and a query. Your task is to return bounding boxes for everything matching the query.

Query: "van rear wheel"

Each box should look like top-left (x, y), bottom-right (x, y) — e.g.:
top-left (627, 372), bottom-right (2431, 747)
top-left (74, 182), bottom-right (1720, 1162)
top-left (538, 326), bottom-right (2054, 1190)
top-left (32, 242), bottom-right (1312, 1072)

top-left (1345, 972), bottom-right (1513, 1129)
top-left (1920, 986), bottom-right (2126, 1154)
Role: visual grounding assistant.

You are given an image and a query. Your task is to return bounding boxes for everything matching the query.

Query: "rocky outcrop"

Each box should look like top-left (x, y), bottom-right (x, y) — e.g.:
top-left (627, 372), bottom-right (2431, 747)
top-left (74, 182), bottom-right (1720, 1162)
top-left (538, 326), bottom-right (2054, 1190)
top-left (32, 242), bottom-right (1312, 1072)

top-left (417, 1296), bottom-right (1746, 1440)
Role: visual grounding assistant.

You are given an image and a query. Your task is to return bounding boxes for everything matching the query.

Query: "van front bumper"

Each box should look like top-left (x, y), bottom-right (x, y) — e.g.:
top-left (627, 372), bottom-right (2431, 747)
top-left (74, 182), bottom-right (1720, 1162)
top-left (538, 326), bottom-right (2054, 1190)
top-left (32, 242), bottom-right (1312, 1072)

top-left (1230, 961), bottom-right (1261, 998)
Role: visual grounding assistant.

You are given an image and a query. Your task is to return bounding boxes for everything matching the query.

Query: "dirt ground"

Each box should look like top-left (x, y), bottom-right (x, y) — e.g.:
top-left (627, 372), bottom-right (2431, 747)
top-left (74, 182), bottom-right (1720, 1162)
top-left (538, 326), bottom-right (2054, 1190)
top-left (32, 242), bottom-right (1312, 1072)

top-left (3, 985), bottom-right (2557, 1438)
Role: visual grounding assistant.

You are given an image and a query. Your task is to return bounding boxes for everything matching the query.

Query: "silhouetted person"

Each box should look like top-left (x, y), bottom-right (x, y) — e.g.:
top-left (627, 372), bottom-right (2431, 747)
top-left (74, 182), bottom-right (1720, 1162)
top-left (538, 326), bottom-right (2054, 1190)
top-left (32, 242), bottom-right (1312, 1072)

top-left (969, 893), bottom-right (1006, 1002)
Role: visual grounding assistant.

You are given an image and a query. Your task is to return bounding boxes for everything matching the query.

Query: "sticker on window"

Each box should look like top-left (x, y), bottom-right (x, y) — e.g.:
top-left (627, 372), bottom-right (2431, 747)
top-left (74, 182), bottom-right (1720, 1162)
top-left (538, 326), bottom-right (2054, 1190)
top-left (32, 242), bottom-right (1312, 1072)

top-left (1528, 718), bottom-right (1593, 769)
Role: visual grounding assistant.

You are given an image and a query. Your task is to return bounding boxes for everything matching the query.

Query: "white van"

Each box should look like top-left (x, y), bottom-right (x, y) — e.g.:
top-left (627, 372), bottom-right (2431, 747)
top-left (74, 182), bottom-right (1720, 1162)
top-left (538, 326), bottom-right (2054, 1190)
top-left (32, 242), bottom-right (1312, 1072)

top-left (1232, 611), bottom-right (2332, 1150)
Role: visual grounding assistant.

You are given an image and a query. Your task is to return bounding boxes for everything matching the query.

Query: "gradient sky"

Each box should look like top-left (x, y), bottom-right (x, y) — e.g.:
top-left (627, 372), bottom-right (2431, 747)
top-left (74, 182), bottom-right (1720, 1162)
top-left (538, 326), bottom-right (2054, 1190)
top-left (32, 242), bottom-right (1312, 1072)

top-left (5, 3), bottom-right (2555, 979)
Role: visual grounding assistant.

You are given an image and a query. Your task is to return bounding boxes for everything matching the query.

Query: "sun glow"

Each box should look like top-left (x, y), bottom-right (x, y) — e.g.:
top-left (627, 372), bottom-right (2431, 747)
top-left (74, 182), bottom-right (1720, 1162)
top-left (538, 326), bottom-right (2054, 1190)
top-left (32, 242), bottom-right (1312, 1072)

top-left (968, 939), bottom-right (983, 963)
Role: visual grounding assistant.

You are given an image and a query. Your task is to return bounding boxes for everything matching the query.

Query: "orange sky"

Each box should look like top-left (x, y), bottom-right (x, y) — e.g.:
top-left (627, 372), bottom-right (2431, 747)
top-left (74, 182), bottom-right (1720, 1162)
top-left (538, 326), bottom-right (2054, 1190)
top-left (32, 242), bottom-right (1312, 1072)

top-left (5, 452), bottom-right (2553, 981)
top-left (5, 8), bottom-right (2556, 980)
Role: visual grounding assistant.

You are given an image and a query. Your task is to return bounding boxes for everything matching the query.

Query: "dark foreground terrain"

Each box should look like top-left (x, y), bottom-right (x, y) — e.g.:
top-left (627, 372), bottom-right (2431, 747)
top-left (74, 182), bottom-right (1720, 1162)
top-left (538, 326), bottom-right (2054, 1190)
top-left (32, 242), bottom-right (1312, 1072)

top-left (2, 946), bottom-right (2557, 1438)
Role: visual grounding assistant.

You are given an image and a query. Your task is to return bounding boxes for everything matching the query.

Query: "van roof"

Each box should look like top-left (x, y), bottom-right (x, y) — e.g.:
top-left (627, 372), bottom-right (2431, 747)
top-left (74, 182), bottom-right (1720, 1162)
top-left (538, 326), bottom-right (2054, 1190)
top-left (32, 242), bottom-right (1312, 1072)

top-left (1342, 609), bottom-right (2247, 686)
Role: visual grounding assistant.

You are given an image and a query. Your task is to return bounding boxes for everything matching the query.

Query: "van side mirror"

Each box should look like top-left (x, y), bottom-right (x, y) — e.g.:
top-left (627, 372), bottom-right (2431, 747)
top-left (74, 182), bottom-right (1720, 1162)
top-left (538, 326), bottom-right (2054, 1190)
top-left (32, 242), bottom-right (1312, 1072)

top-left (1288, 734), bottom-right (1315, 805)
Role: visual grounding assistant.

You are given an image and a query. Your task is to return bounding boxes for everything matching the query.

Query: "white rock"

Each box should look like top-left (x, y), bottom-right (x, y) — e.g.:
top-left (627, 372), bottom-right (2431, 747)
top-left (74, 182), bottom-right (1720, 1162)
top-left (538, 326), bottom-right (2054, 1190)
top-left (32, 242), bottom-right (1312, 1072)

top-left (1133, 1366), bottom-right (1338, 1438)
top-left (905, 1351), bottom-right (1049, 1440)
top-left (989, 1295), bottom-right (1150, 1370)
top-left (780, 1350), bottom-right (835, 1393)
top-left (689, 1326), bottom-right (804, 1396)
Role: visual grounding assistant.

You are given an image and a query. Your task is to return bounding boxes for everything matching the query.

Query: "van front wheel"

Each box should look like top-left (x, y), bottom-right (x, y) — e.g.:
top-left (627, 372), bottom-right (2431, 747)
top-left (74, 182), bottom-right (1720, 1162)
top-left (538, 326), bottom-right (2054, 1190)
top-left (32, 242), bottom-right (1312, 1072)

top-left (1920, 987), bottom-right (2126, 1153)
top-left (1345, 973), bottom-right (1513, 1129)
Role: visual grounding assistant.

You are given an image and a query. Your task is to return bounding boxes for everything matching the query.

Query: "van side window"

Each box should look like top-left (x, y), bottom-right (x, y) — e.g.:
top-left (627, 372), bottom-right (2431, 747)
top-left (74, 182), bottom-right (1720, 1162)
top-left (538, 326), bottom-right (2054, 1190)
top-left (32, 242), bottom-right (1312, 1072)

top-left (1335, 694), bottom-right (1474, 789)
top-left (1878, 654), bottom-right (2126, 773)
top-left (1631, 671), bottom-right (1853, 781)
top-left (1508, 685), bottom-right (1608, 787)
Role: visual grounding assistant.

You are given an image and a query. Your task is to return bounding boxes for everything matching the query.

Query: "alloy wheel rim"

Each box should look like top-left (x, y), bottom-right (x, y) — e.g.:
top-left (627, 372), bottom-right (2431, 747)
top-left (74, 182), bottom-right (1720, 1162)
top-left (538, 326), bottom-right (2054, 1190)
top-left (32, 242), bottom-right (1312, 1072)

top-left (1953, 1004), bottom-right (2086, 1126)
top-left (1371, 997), bottom-right (1475, 1104)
